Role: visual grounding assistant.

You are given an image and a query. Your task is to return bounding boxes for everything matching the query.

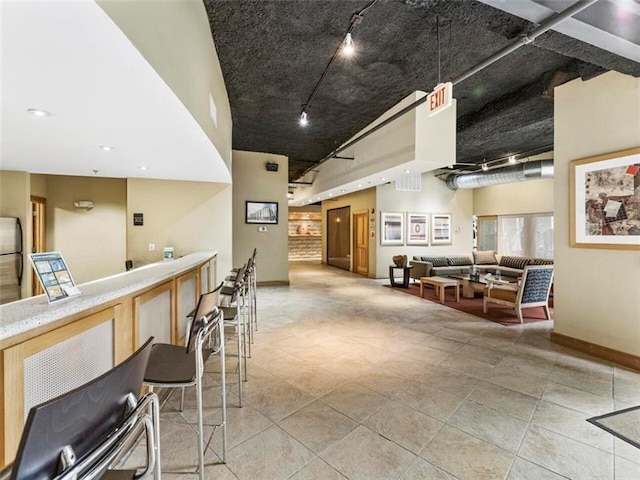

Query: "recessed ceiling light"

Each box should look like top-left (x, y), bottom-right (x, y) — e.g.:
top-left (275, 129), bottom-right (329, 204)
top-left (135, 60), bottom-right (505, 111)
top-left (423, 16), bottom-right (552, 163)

top-left (138, 166), bottom-right (148, 171)
top-left (404, 169), bottom-right (411, 174)
top-left (98, 145), bottom-right (114, 151)
top-left (340, 189), bottom-right (346, 193)
top-left (508, 155), bottom-right (516, 164)
top-left (27, 108), bottom-right (51, 117)
top-left (329, 193), bottom-right (333, 197)
top-left (380, 177), bottom-right (386, 181)
top-left (357, 183), bottom-right (362, 188)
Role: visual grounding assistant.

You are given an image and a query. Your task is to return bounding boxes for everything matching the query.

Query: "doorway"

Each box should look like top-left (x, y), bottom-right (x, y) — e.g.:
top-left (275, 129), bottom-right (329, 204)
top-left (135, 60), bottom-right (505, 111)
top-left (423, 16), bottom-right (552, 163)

top-left (353, 211), bottom-right (368, 276)
top-left (30, 196), bottom-right (46, 296)
top-left (327, 206), bottom-right (350, 271)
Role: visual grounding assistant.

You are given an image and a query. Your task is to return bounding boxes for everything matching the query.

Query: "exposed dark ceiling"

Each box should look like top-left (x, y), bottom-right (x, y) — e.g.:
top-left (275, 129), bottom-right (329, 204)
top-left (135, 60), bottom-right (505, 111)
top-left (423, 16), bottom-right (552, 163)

top-left (204, 0), bottom-right (640, 182)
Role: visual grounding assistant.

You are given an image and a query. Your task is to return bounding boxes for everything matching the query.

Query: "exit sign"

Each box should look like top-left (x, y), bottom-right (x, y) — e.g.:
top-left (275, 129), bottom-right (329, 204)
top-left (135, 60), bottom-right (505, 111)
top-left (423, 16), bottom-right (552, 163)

top-left (427, 82), bottom-right (453, 117)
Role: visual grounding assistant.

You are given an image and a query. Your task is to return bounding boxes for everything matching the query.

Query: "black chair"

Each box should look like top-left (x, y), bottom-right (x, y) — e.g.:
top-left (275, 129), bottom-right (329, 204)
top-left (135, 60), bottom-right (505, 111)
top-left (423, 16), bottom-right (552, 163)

top-left (3, 338), bottom-right (159, 480)
top-left (144, 289), bottom-right (227, 480)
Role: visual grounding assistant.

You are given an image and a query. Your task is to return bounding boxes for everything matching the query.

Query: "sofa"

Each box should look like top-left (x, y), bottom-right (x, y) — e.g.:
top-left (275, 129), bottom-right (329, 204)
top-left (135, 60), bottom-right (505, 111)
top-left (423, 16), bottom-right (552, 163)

top-left (409, 250), bottom-right (553, 282)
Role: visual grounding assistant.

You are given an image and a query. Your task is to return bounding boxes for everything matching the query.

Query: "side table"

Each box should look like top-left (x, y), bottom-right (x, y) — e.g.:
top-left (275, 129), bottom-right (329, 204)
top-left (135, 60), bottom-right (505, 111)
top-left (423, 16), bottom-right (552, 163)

top-left (389, 265), bottom-right (413, 288)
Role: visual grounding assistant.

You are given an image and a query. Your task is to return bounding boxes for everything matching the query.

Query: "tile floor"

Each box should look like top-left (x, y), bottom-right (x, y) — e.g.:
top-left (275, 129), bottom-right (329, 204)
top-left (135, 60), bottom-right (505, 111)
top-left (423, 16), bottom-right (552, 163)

top-left (139, 261), bottom-right (640, 479)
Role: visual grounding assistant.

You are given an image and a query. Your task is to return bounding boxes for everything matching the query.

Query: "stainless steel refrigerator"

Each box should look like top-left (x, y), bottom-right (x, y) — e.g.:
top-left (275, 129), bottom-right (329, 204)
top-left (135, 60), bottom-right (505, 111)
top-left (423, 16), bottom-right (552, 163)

top-left (0, 217), bottom-right (23, 305)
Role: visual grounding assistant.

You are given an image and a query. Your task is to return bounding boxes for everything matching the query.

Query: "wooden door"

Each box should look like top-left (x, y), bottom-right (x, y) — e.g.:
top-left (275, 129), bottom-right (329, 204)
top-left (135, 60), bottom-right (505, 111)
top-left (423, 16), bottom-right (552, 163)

top-left (353, 211), bottom-right (368, 276)
top-left (30, 196), bottom-right (46, 296)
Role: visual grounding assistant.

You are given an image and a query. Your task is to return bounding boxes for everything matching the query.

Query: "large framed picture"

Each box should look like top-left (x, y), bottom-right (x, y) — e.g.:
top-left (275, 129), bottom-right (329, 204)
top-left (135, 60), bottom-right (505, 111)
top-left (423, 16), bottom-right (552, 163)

top-left (381, 211), bottom-right (404, 245)
top-left (406, 212), bottom-right (429, 245)
top-left (245, 201), bottom-right (278, 224)
top-left (570, 147), bottom-right (640, 250)
top-left (431, 213), bottom-right (452, 245)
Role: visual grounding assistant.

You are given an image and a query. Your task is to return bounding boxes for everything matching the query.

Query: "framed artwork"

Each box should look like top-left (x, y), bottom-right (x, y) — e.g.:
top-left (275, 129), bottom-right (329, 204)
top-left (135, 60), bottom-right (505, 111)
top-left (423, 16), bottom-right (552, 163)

top-left (431, 213), bottom-right (452, 245)
top-left (406, 213), bottom-right (429, 245)
top-left (245, 201), bottom-right (278, 224)
top-left (570, 147), bottom-right (640, 250)
top-left (381, 211), bottom-right (404, 245)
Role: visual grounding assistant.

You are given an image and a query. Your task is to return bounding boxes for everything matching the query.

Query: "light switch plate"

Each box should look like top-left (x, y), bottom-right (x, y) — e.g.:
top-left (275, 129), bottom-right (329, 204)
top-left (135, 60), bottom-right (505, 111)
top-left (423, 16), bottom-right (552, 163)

top-left (258, 226), bottom-right (267, 232)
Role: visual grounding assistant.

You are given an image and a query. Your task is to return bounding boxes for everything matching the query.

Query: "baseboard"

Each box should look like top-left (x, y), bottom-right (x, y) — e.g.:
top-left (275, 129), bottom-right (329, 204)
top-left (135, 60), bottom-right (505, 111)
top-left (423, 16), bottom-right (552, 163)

top-left (256, 280), bottom-right (290, 286)
top-left (551, 332), bottom-right (640, 371)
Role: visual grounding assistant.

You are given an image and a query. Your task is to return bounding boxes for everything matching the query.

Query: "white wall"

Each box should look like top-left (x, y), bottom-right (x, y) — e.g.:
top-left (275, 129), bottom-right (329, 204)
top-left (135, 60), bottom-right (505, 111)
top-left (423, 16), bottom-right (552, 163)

top-left (126, 178), bottom-right (232, 279)
top-left (554, 71), bottom-right (640, 356)
top-left (375, 172), bottom-right (474, 278)
top-left (98, 0), bottom-right (232, 170)
top-left (474, 178), bottom-right (554, 216)
top-left (45, 175), bottom-right (127, 284)
top-left (232, 150), bottom-right (289, 284)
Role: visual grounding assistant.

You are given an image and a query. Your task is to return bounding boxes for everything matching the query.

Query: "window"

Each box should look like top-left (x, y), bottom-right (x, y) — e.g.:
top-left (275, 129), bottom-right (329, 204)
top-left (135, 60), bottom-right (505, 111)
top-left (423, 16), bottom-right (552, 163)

top-left (497, 213), bottom-right (554, 258)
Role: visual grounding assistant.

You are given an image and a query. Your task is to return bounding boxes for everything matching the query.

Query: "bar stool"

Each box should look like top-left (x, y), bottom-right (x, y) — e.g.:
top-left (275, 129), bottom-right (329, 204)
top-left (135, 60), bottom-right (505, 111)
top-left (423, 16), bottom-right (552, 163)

top-left (219, 265), bottom-right (248, 407)
top-left (143, 291), bottom-right (227, 480)
top-left (3, 338), bottom-right (160, 480)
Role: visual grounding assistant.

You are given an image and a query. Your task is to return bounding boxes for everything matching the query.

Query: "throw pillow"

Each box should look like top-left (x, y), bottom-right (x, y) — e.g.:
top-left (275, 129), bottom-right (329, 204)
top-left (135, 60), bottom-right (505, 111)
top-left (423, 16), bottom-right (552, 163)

top-left (473, 250), bottom-right (497, 265)
top-left (420, 256), bottom-right (448, 267)
top-left (499, 256), bottom-right (531, 269)
top-left (447, 256), bottom-right (472, 266)
top-left (532, 258), bottom-right (554, 265)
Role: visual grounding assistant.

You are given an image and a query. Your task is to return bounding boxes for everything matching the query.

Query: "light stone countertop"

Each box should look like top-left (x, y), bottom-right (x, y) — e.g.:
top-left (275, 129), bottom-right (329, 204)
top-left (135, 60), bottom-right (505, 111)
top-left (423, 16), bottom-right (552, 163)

top-left (0, 251), bottom-right (217, 343)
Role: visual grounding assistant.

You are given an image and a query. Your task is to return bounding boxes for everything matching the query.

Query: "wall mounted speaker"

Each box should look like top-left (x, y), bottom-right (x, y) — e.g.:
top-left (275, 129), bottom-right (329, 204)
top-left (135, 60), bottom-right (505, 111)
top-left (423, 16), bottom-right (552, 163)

top-left (265, 162), bottom-right (279, 172)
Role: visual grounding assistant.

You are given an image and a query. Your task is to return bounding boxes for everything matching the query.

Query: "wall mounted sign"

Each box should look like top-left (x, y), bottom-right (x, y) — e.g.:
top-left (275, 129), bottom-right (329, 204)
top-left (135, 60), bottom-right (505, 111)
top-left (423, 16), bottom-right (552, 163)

top-left (29, 251), bottom-right (79, 303)
top-left (427, 82), bottom-right (453, 117)
top-left (133, 213), bottom-right (143, 226)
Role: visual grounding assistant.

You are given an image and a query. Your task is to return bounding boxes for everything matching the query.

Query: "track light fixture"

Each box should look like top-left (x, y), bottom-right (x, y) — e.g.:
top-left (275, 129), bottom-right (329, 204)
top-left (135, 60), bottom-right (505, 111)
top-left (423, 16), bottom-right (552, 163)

top-left (481, 162), bottom-right (489, 171)
top-left (296, 0), bottom-right (377, 127)
top-left (343, 33), bottom-right (355, 56)
top-left (299, 110), bottom-right (309, 127)
top-left (508, 155), bottom-right (517, 164)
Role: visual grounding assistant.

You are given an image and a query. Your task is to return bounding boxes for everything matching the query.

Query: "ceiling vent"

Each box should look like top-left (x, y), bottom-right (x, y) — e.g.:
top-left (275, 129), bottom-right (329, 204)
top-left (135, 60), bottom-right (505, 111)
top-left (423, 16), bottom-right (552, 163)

top-left (396, 174), bottom-right (421, 191)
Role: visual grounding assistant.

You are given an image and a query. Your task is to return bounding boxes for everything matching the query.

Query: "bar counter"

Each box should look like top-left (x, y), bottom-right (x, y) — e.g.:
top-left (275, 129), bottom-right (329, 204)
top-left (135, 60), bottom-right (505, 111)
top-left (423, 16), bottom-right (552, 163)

top-left (0, 251), bottom-right (217, 466)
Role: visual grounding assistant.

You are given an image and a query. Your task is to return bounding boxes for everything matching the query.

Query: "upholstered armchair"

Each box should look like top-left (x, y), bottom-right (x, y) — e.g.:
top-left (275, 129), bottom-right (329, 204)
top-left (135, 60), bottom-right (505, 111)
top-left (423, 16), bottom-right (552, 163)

top-left (483, 265), bottom-right (554, 323)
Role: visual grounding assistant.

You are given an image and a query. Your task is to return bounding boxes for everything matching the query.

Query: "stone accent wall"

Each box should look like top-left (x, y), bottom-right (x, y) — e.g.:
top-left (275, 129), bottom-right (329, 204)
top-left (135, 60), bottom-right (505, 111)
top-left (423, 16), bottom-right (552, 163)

top-left (288, 235), bottom-right (321, 260)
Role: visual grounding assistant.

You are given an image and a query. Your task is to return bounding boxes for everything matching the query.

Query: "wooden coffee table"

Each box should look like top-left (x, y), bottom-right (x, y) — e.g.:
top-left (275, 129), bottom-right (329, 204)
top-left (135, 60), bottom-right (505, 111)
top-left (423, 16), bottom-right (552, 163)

top-left (419, 276), bottom-right (460, 303)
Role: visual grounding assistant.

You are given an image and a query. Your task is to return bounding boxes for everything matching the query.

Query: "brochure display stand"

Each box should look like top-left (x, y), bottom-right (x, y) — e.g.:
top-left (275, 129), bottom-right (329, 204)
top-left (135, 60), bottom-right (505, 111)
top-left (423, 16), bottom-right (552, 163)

top-left (29, 252), bottom-right (80, 303)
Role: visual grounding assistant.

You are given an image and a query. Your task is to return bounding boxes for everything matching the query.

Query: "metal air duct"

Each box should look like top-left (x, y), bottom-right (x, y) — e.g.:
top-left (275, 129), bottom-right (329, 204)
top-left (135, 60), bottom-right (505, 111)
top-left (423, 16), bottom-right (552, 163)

top-left (446, 160), bottom-right (553, 190)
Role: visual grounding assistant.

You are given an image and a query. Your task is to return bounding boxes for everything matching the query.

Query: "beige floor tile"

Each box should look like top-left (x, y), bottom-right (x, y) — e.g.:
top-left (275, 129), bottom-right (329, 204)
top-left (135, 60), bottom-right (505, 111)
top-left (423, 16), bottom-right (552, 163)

top-left (420, 425), bottom-right (513, 480)
top-left (412, 369), bottom-right (479, 397)
top-left (243, 379), bottom-right (316, 422)
top-left (399, 458), bottom-right (458, 480)
top-left (447, 400), bottom-right (528, 453)
top-left (456, 343), bottom-right (505, 365)
top-left (531, 400), bottom-right (614, 453)
top-left (613, 376), bottom-right (640, 404)
top-left (518, 426), bottom-right (613, 480)
top-left (401, 343), bottom-right (452, 366)
top-left (615, 455), bottom-right (640, 480)
top-left (419, 334), bottom-right (465, 354)
top-left (468, 382), bottom-right (539, 421)
top-left (208, 403), bottom-right (272, 452)
top-left (355, 371), bottom-right (416, 397)
top-left (364, 399), bottom-right (444, 453)
top-left (288, 458), bottom-right (347, 480)
top-left (542, 382), bottom-right (614, 415)
top-left (549, 364), bottom-right (613, 397)
top-left (486, 367), bottom-right (549, 398)
top-left (615, 437), bottom-right (640, 465)
top-left (283, 364), bottom-right (350, 398)
top-left (278, 400), bottom-right (358, 454)
top-left (506, 457), bottom-right (567, 480)
top-left (321, 425), bottom-right (416, 480)
top-left (320, 383), bottom-right (388, 422)
top-left (225, 425), bottom-right (315, 480)
top-left (439, 355), bottom-right (496, 379)
top-left (495, 353), bottom-right (555, 380)
top-left (395, 382), bottom-right (464, 422)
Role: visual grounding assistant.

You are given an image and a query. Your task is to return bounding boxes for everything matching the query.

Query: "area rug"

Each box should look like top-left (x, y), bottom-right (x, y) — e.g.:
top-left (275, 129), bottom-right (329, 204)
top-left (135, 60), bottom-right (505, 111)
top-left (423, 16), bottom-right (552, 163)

top-left (587, 406), bottom-right (640, 449)
top-left (384, 283), bottom-right (553, 326)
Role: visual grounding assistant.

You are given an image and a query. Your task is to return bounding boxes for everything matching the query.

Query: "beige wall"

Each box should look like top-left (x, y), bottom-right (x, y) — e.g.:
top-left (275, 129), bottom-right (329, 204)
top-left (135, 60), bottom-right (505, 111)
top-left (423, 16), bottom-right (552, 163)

top-left (554, 71), bottom-right (640, 356)
top-left (473, 178), bottom-right (554, 216)
top-left (321, 188), bottom-right (377, 275)
top-left (30, 174), bottom-right (47, 198)
top-left (98, 0), bottom-right (232, 170)
top-left (376, 172), bottom-right (474, 278)
top-left (0, 171), bottom-right (31, 298)
top-left (126, 178), bottom-right (232, 280)
top-left (45, 175), bottom-right (127, 284)
top-left (232, 150), bottom-right (289, 283)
